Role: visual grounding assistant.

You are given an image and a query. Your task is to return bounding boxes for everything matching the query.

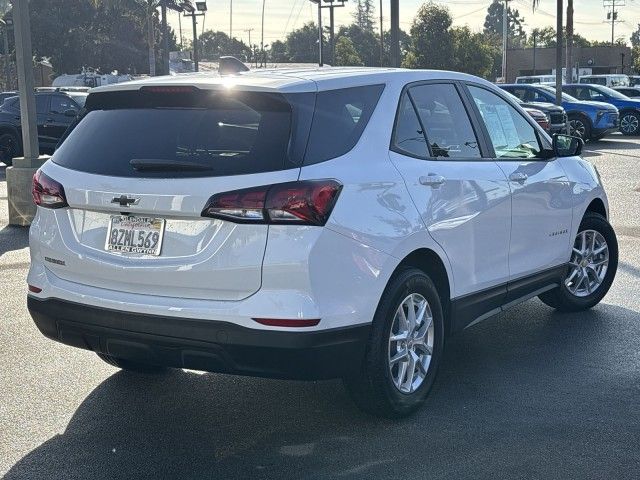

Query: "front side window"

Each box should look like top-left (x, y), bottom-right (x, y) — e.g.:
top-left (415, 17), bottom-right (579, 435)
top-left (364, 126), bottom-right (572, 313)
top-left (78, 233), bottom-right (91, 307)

top-left (399, 83), bottom-right (481, 159)
top-left (468, 85), bottom-right (541, 160)
top-left (50, 95), bottom-right (77, 114)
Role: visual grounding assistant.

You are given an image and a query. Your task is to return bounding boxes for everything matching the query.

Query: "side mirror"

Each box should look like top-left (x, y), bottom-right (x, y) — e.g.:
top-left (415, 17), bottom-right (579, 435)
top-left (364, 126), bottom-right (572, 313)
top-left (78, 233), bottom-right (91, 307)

top-left (553, 134), bottom-right (583, 157)
top-left (63, 109), bottom-right (78, 117)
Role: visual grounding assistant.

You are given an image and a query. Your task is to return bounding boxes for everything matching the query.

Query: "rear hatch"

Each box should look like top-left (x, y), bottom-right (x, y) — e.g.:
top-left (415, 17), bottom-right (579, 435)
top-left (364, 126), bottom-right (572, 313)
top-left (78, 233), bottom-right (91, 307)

top-left (40, 85), bottom-right (314, 301)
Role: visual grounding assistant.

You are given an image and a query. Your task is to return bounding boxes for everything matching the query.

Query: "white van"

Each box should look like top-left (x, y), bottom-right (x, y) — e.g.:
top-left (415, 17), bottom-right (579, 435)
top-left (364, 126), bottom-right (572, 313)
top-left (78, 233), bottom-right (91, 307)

top-left (578, 74), bottom-right (629, 87)
top-left (515, 75), bottom-right (556, 85)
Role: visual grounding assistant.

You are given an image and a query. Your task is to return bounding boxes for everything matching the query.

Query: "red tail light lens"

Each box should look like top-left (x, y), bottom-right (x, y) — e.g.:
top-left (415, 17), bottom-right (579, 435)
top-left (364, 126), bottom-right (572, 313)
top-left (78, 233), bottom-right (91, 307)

top-left (202, 180), bottom-right (342, 226)
top-left (32, 170), bottom-right (68, 209)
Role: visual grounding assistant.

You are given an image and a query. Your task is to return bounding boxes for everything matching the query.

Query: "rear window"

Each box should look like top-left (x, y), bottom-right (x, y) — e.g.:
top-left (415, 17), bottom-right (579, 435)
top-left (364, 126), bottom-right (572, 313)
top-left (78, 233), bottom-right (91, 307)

top-left (53, 90), bottom-right (307, 178)
top-left (53, 84), bottom-right (383, 177)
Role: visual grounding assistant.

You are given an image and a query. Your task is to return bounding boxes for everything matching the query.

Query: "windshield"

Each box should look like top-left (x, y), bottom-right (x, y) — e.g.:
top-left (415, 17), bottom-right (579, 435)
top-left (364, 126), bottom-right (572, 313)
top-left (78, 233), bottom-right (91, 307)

top-left (539, 86), bottom-right (578, 102)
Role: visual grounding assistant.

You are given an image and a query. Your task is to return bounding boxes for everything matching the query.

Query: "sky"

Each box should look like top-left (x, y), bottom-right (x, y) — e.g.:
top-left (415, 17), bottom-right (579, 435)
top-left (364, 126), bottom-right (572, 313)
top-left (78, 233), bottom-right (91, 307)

top-left (168, 0), bottom-right (640, 48)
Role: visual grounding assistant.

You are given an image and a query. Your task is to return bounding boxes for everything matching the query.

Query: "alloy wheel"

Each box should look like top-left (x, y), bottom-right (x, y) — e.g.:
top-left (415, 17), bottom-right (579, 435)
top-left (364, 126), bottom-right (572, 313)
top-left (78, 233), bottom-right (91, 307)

top-left (388, 293), bottom-right (434, 394)
top-left (569, 119), bottom-right (586, 139)
top-left (566, 229), bottom-right (609, 297)
top-left (620, 114), bottom-right (639, 135)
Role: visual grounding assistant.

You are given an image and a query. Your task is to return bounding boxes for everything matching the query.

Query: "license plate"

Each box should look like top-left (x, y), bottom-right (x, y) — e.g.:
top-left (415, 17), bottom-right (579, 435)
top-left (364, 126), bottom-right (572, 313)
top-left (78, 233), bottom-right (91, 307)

top-left (105, 215), bottom-right (165, 256)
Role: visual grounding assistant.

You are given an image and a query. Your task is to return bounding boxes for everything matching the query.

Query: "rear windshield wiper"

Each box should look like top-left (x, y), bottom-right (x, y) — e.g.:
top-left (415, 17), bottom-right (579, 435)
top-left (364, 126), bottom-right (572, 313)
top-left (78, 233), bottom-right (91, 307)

top-left (130, 158), bottom-right (213, 171)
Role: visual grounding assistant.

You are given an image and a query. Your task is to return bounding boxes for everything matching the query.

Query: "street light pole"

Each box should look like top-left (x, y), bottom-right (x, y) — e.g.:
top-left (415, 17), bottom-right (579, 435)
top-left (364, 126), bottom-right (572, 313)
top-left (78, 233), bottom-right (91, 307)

top-left (261, 0), bottom-right (266, 67)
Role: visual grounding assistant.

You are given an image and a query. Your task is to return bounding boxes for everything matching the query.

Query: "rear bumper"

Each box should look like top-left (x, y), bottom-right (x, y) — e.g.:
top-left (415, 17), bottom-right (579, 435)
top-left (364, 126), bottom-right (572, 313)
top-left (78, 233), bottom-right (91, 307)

top-left (28, 296), bottom-right (370, 380)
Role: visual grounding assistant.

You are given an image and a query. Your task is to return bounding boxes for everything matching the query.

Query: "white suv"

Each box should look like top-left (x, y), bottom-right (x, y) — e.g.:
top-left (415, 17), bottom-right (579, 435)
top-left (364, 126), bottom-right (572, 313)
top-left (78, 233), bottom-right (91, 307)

top-left (28, 68), bottom-right (618, 417)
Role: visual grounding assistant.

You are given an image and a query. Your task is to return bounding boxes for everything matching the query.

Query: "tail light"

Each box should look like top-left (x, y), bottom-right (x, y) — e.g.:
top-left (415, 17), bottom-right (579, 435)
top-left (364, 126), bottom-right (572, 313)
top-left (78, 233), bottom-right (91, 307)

top-left (201, 180), bottom-right (342, 226)
top-left (32, 170), bottom-right (68, 209)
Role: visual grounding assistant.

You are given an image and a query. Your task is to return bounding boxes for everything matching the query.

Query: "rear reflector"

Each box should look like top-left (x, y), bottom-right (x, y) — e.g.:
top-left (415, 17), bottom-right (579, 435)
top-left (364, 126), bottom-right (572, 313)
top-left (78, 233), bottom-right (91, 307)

top-left (202, 180), bottom-right (342, 226)
top-left (28, 285), bottom-right (42, 293)
top-left (32, 170), bottom-right (68, 209)
top-left (253, 318), bottom-right (321, 327)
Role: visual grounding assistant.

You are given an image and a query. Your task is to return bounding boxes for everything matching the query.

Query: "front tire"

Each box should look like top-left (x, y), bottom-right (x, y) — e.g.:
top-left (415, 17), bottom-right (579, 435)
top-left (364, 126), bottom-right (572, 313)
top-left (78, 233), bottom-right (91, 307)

top-left (0, 132), bottom-right (18, 166)
top-left (539, 212), bottom-right (618, 312)
top-left (97, 353), bottom-right (170, 374)
top-left (344, 268), bottom-right (445, 418)
top-left (568, 115), bottom-right (592, 141)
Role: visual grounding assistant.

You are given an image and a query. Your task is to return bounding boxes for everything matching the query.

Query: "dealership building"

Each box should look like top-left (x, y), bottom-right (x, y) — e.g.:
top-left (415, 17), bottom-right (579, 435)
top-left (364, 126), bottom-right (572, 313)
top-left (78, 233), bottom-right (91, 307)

top-left (505, 45), bottom-right (633, 82)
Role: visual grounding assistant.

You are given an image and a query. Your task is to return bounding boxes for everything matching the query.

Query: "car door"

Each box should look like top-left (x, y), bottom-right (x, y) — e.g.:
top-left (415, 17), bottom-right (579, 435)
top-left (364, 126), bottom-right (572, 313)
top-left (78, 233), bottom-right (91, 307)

top-left (46, 94), bottom-right (79, 145)
top-left (388, 81), bottom-right (512, 324)
top-left (465, 84), bottom-right (573, 292)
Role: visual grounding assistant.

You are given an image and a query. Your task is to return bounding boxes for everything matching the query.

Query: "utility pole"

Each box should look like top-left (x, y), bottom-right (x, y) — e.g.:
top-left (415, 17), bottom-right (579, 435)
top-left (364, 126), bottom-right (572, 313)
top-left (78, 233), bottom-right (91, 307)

top-left (161, 3), bottom-right (169, 75)
top-left (379, 0), bottom-right (384, 66)
top-left (317, 1), bottom-right (323, 66)
top-left (501, 0), bottom-right (509, 82)
top-left (390, 0), bottom-right (399, 67)
top-left (565, 0), bottom-right (573, 82)
top-left (555, 0), bottom-right (563, 106)
top-left (604, 0), bottom-right (625, 46)
top-left (7, 0), bottom-right (47, 226)
top-left (532, 30), bottom-right (537, 76)
top-left (261, 0), bottom-right (266, 67)
top-left (312, 1), bottom-right (347, 66)
top-left (230, 0), bottom-right (233, 40)
top-left (245, 28), bottom-right (254, 63)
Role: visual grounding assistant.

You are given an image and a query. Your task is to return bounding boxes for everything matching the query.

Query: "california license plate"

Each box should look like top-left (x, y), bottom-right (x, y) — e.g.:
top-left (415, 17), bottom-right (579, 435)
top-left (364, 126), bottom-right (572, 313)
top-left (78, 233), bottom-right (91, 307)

top-left (105, 215), bottom-right (165, 256)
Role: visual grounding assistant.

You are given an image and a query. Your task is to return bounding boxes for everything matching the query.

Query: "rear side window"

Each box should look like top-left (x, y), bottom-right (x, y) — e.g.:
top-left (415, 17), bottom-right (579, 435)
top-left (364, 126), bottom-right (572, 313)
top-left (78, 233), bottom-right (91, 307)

top-left (303, 84), bottom-right (384, 165)
top-left (53, 90), bottom-right (305, 178)
top-left (393, 83), bottom-right (480, 159)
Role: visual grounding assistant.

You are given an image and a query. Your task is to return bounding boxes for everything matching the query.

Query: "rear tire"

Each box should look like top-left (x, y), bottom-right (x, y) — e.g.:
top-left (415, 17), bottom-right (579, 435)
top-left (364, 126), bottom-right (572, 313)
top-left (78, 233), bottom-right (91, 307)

top-left (97, 353), bottom-right (170, 374)
top-left (344, 268), bottom-right (445, 418)
top-left (0, 132), bottom-right (18, 166)
top-left (539, 212), bottom-right (618, 312)
top-left (620, 112), bottom-right (640, 136)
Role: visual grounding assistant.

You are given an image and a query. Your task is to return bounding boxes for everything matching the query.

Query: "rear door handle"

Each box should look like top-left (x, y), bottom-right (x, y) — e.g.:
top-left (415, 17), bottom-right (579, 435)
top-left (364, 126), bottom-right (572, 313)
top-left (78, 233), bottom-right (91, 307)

top-left (419, 174), bottom-right (446, 187)
top-left (509, 172), bottom-right (528, 183)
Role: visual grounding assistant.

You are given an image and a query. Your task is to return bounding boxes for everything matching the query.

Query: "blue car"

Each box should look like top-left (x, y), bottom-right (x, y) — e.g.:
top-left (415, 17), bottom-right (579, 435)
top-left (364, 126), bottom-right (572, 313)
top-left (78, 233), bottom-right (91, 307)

top-left (500, 84), bottom-right (619, 141)
top-left (563, 84), bottom-right (640, 136)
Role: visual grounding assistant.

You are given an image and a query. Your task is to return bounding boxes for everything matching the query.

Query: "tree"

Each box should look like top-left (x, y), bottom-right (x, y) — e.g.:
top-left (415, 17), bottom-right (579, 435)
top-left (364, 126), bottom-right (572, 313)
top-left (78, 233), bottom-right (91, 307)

top-left (334, 37), bottom-right (363, 66)
top-left (403, 2), bottom-right (453, 70)
top-left (269, 40), bottom-right (288, 63)
top-left (198, 31), bottom-right (250, 60)
top-left (630, 24), bottom-right (640, 48)
top-left (382, 28), bottom-right (411, 66)
top-left (484, 0), bottom-right (527, 47)
top-left (353, 0), bottom-right (376, 33)
top-left (451, 27), bottom-right (499, 79)
top-left (336, 24), bottom-right (379, 66)
top-left (30, 0), bottom-right (176, 75)
top-left (285, 23), bottom-right (323, 63)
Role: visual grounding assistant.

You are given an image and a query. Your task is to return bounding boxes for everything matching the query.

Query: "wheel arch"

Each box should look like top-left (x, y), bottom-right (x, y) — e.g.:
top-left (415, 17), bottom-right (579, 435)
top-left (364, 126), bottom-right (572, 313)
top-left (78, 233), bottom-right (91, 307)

top-left (393, 248), bottom-right (453, 336)
top-left (0, 124), bottom-right (21, 139)
top-left (584, 197), bottom-right (607, 220)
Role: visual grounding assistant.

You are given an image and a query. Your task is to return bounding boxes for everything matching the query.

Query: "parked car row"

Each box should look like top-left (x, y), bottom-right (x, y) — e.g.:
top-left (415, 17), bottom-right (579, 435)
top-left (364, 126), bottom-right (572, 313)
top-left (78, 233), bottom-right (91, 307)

top-left (0, 90), bottom-right (88, 165)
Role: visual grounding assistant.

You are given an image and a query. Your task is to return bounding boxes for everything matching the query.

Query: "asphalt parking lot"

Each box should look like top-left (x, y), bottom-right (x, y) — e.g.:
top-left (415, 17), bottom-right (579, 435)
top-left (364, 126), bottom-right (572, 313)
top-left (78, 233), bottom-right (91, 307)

top-left (1, 136), bottom-right (639, 479)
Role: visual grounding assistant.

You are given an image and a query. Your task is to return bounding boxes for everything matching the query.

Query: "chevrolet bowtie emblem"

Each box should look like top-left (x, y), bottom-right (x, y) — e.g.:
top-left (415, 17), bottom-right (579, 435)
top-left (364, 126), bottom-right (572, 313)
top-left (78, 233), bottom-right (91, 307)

top-left (111, 195), bottom-right (140, 207)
